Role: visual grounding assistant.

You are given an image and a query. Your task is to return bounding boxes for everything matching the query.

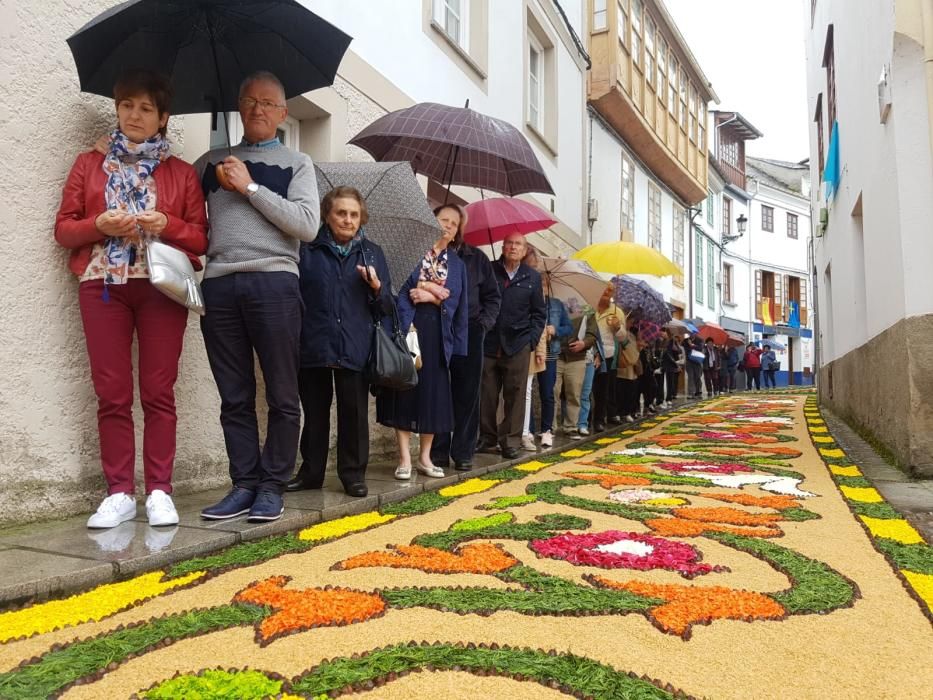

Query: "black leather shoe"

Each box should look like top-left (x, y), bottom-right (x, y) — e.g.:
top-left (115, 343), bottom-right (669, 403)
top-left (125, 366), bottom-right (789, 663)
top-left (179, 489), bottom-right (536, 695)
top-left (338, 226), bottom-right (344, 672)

top-left (476, 441), bottom-right (500, 454)
top-left (501, 447), bottom-right (520, 460)
top-left (285, 475), bottom-right (322, 492)
top-left (344, 482), bottom-right (368, 497)
top-left (454, 461), bottom-right (473, 472)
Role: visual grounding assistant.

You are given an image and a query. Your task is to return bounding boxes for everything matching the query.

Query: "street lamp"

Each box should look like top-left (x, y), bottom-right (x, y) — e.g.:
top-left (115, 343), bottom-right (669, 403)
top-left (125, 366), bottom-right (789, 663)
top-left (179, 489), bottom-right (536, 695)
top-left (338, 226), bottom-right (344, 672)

top-left (723, 214), bottom-right (747, 244)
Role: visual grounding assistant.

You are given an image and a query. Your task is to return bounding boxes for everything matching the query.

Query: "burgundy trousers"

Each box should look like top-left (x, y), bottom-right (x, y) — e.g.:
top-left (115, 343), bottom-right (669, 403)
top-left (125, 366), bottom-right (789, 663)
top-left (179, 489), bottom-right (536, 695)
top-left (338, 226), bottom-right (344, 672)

top-left (79, 279), bottom-right (188, 495)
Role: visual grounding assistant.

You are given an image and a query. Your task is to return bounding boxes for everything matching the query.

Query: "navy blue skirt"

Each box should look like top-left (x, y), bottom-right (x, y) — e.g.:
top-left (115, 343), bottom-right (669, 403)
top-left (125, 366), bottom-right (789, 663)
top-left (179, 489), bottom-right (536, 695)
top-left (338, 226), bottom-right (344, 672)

top-left (376, 304), bottom-right (453, 434)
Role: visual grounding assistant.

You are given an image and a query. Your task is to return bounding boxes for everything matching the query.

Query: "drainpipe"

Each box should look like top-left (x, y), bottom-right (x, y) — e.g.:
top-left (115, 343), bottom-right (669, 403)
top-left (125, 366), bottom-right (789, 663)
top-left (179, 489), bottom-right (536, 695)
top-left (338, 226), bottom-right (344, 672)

top-left (922, 0), bottom-right (933, 163)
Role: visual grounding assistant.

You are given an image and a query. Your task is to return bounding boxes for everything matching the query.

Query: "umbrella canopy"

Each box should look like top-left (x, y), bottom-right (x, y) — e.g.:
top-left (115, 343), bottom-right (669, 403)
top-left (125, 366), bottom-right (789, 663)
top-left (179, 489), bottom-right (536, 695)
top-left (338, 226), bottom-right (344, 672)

top-left (535, 257), bottom-right (608, 310)
top-left (755, 338), bottom-right (787, 350)
top-left (463, 197), bottom-right (556, 247)
top-left (612, 276), bottom-right (672, 326)
top-left (314, 161), bottom-right (441, 282)
top-left (637, 320), bottom-right (663, 343)
top-left (349, 102), bottom-right (554, 196)
top-left (696, 322), bottom-right (728, 345)
top-left (665, 318), bottom-right (699, 335)
top-left (726, 331), bottom-right (746, 347)
top-left (572, 242), bottom-right (682, 277)
top-left (67, 0), bottom-right (352, 115)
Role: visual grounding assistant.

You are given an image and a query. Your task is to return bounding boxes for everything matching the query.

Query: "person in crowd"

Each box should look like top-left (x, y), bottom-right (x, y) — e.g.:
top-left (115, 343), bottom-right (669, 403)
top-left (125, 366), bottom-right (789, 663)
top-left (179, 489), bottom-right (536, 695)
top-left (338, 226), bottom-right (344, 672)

top-left (430, 205), bottom-right (501, 471)
top-left (554, 300), bottom-right (597, 438)
top-left (536, 296), bottom-right (573, 447)
top-left (743, 343), bottom-right (763, 391)
top-left (520, 245), bottom-right (547, 451)
top-left (378, 209), bottom-right (469, 480)
top-left (724, 342), bottom-right (740, 393)
top-left (56, 69), bottom-right (208, 529)
top-left (592, 285), bottom-right (623, 430)
top-left (478, 233), bottom-right (546, 459)
top-left (703, 337), bottom-right (721, 397)
top-left (637, 336), bottom-right (658, 416)
top-left (660, 328), bottom-right (682, 407)
top-left (195, 71), bottom-right (320, 523)
top-left (651, 337), bottom-right (666, 410)
top-left (685, 334), bottom-right (705, 398)
top-left (761, 343), bottom-right (778, 389)
top-left (615, 320), bottom-right (641, 422)
top-left (286, 187), bottom-right (392, 498)
top-left (717, 343), bottom-right (732, 396)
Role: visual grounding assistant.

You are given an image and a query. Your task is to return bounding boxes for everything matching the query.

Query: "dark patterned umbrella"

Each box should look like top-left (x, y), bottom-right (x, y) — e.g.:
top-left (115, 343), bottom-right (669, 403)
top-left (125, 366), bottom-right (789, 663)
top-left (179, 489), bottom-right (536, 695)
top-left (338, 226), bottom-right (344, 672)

top-left (314, 161), bottom-right (441, 283)
top-left (348, 102), bottom-right (554, 196)
top-left (612, 275), bottom-right (672, 325)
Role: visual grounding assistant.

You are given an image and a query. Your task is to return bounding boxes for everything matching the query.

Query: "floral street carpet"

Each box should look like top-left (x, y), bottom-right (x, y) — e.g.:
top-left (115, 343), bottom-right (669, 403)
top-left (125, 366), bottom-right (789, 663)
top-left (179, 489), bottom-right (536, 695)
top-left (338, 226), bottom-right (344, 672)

top-left (1, 392), bottom-right (932, 699)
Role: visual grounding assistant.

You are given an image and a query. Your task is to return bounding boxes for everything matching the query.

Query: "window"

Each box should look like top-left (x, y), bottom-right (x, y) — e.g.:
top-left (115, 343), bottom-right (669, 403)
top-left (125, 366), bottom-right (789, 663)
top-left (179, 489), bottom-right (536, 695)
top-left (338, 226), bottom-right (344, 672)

top-left (722, 196), bottom-right (732, 236)
top-left (621, 153), bottom-right (635, 235)
top-left (434, 0), bottom-right (468, 49)
top-left (814, 94), bottom-right (825, 178)
top-left (695, 231), bottom-right (704, 304)
top-left (631, 0), bottom-right (642, 66)
top-left (528, 36), bottom-right (543, 131)
top-left (707, 240), bottom-right (715, 309)
top-left (645, 18), bottom-right (656, 90)
top-left (706, 191), bottom-right (714, 226)
top-left (667, 56), bottom-right (678, 114)
top-left (723, 263), bottom-right (734, 303)
top-left (656, 38), bottom-right (667, 100)
top-left (593, 0), bottom-right (607, 31)
top-left (787, 212), bottom-right (799, 239)
top-left (719, 137), bottom-right (739, 168)
top-left (698, 102), bottom-right (707, 152)
top-left (673, 203), bottom-right (685, 287)
top-left (762, 205), bottom-right (774, 232)
top-left (679, 69), bottom-right (688, 129)
top-left (648, 182), bottom-right (662, 251)
top-left (756, 270), bottom-right (781, 322)
top-left (617, 0), bottom-right (628, 49)
top-left (688, 84), bottom-right (697, 143)
top-left (823, 25), bottom-right (836, 127)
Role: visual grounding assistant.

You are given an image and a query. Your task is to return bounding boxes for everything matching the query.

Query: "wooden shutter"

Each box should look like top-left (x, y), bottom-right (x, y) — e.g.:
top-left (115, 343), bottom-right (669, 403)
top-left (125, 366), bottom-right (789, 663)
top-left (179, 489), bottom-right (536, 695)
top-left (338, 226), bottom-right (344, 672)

top-left (781, 274), bottom-right (790, 323)
top-left (755, 269), bottom-right (762, 320)
top-left (772, 274), bottom-right (783, 324)
top-left (800, 277), bottom-right (809, 325)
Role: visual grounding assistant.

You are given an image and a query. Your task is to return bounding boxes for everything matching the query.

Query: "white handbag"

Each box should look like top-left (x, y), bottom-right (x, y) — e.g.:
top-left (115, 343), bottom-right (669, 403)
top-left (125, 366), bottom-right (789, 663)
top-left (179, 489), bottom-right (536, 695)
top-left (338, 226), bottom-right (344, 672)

top-left (146, 240), bottom-right (205, 315)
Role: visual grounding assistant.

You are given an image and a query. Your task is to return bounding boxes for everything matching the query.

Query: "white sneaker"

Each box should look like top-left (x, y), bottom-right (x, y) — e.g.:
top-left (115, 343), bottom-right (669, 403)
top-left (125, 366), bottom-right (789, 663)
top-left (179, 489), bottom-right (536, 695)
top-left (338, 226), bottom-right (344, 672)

top-left (146, 490), bottom-right (179, 527)
top-left (578, 426), bottom-right (590, 436)
top-left (540, 430), bottom-right (554, 447)
top-left (416, 462), bottom-right (445, 478)
top-left (521, 435), bottom-right (537, 451)
top-left (394, 464), bottom-right (412, 480)
top-left (625, 415), bottom-right (635, 423)
top-left (87, 492), bottom-right (137, 529)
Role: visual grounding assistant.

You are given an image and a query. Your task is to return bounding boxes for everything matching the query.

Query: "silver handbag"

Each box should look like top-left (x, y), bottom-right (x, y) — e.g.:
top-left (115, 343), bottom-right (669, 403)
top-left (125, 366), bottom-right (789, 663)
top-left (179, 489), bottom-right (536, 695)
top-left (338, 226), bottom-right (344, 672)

top-left (146, 240), bottom-right (205, 315)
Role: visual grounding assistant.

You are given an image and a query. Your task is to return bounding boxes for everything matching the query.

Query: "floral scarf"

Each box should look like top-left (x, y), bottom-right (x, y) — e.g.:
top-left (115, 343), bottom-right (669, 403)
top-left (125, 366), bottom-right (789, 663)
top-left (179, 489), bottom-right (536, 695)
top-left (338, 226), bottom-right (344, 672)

top-left (322, 224), bottom-right (366, 258)
top-left (418, 247), bottom-right (448, 285)
top-left (100, 129), bottom-right (170, 289)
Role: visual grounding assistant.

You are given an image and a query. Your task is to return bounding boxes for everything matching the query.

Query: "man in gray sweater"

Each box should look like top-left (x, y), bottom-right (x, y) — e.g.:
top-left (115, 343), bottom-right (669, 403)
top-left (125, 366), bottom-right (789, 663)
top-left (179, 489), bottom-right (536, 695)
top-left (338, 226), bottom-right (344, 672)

top-left (197, 71), bottom-right (319, 523)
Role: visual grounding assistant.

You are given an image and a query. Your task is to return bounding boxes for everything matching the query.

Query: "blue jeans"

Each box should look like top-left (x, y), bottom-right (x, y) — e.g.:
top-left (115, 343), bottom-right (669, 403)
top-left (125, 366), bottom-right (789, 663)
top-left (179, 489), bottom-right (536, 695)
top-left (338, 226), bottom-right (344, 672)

top-left (201, 272), bottom-right (302, 494)
top-left (533, 359), bottom-right (558, 433)
top-left (578, 361), bottom-right (596, 429)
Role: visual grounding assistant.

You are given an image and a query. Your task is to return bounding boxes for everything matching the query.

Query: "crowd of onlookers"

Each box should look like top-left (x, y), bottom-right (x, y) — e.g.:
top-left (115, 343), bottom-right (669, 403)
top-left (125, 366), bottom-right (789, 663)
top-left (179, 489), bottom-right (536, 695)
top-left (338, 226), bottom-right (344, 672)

top-left (56, 67), bottom-right (785, 534)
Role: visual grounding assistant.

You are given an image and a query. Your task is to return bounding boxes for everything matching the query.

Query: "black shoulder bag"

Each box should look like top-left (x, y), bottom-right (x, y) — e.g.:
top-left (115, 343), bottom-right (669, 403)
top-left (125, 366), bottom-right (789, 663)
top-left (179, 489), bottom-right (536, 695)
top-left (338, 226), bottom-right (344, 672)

top-left (361, 242), bottom-right (418, 392)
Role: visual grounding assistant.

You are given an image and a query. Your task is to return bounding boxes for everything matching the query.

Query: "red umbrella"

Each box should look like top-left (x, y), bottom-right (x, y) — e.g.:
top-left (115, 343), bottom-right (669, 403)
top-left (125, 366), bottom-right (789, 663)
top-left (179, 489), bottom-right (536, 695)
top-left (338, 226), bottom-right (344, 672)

top-left (463, 197), bottom-right (557, 247)
top-left (696, 322), bottom-right (728, 345)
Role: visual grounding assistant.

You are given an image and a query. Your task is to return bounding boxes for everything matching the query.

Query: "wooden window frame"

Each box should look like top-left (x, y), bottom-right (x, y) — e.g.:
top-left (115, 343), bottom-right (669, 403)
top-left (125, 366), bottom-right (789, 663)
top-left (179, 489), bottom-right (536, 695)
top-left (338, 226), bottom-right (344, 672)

top-left (706, 239), bottom-right (715, 309)
top-left (593, 0), bottom-right (608, 32)
top-left (722, 196), bottom-right (732, 236)
top-left (528, 34), bottom-right (544, 131)
top-left (814, 94), bottom-right (825, 179)
top-left (648, 181), bottom-right (662, 251)
top-left (823, 25), bottom-right (836, 127)
top-left (723, 262), bottom-right (733, 304)
top-left (621, 153), bottom-right (635, 236)
top-left (787, 212), bottom-right (799, 239)
top-left (762, 205), bottom-right (774, 232)
top-left (672, 202), bottom-right (685, 287)
top-left (695, 231), bottom-right (704, 304)
top-left (630, 0), bottom-right (643, 66)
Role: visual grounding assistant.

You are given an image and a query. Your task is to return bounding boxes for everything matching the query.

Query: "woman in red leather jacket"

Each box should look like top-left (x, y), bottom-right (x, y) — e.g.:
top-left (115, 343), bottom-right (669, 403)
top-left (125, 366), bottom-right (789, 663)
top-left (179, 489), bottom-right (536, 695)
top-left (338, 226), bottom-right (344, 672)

top-left (55, 70), bottom-right (208, 530)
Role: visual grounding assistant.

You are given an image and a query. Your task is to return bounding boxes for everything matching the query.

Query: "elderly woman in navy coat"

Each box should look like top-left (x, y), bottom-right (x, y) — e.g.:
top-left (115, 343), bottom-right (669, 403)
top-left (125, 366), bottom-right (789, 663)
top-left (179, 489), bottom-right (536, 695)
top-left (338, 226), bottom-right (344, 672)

top-left (286, 186), bottom-right (393, 498)
top-left (377, 218), bottom-right (468, 480)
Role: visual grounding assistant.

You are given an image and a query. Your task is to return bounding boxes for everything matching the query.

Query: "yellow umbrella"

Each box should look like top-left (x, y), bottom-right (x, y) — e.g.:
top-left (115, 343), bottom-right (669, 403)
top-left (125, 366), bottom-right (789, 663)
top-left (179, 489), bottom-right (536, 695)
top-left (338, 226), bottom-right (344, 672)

top-left (571, 241), bottom-right (682, 277)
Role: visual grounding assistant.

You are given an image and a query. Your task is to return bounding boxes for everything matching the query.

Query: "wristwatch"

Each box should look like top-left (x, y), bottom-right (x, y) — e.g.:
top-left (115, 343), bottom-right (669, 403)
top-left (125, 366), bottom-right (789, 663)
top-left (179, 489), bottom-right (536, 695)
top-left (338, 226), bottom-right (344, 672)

top-left (246, 182), bottom-right (259, 196)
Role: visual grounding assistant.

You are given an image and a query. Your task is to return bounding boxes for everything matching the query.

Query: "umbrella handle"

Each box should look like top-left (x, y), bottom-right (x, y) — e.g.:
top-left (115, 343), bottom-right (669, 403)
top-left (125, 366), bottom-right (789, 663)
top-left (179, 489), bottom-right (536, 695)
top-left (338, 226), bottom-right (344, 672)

top-left (205, 8), bottom-right (232, 154)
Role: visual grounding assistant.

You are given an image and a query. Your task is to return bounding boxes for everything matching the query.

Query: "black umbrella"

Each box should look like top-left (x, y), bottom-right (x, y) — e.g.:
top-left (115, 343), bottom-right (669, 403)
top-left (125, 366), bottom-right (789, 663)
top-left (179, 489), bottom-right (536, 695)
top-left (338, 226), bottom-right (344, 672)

top-left (314, 161), bottom-right (442, 282)
top-left (66, 0), bottom-right (352, 117)
top-left (348, 102), bottom-right (554, 197)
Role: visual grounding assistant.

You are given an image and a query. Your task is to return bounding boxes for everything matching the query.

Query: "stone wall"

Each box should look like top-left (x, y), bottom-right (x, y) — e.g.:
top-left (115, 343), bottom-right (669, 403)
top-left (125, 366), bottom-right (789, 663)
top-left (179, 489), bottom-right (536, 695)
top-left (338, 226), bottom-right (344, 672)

top-left (818, 314), bottom-right (933, 478)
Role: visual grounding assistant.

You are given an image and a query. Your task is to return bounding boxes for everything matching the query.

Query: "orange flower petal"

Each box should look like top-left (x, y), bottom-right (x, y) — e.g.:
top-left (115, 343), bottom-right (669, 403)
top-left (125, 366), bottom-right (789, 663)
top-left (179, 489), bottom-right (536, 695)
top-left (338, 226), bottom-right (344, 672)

top-left (336, 542), bottom-right (518, 574)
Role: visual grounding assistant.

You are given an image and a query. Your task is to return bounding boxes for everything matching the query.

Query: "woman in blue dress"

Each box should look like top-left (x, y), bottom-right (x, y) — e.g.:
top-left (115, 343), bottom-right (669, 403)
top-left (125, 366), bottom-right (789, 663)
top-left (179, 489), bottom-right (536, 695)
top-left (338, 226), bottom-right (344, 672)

top-left (377, 207), bottom-right (469, 479)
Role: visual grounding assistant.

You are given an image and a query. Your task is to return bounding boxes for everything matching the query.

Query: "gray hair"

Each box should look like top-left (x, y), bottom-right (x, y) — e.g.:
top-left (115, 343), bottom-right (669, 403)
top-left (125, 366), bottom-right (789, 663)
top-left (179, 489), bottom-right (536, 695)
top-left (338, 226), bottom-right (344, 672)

top-left (238, 71), bottom-right (286, 102)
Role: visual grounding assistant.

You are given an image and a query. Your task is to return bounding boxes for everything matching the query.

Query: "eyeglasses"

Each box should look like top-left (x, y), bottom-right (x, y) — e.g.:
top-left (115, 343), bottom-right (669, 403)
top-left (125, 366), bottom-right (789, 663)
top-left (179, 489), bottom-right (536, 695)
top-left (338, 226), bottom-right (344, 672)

top-left (238, 97), bottom-right (285, 112)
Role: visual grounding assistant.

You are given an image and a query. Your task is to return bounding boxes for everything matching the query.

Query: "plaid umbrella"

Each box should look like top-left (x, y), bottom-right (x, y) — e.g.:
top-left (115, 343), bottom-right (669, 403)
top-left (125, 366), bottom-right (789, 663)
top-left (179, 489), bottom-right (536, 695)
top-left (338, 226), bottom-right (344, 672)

top-left (314, 161), bottom-right (441, 282)
top-left (637, 320), bottom-right (663, 343)
top-left (612, 276), bottom-right (672, 325)
top-left (349, 102), bottom-right (554, 196)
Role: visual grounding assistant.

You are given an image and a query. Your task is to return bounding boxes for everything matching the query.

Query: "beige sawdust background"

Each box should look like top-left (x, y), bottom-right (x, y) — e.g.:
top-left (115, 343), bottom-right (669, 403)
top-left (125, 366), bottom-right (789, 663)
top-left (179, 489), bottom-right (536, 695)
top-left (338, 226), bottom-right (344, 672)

top-left (6, 396), bottom-right (933, 699)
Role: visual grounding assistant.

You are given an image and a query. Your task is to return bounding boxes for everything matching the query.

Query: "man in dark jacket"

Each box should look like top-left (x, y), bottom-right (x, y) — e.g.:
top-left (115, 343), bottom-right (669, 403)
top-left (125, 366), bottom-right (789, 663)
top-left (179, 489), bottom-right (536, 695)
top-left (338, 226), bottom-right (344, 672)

top-left (431, 231), bottom-right (502, 471)
top-left (478, 233), bottom-right (546, 459)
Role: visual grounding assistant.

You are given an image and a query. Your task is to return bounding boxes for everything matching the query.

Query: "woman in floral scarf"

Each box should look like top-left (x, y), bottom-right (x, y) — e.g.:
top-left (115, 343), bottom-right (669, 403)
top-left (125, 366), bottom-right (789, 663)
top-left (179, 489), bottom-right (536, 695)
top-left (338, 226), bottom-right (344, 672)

top-left (55, 70), bottom-right (208, 530)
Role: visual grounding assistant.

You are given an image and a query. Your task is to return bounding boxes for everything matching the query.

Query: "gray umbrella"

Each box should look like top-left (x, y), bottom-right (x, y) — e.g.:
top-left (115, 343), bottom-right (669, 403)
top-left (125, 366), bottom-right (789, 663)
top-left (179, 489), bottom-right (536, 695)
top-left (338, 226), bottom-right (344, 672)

top-left (314, 161), bottom-right (441, 283)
